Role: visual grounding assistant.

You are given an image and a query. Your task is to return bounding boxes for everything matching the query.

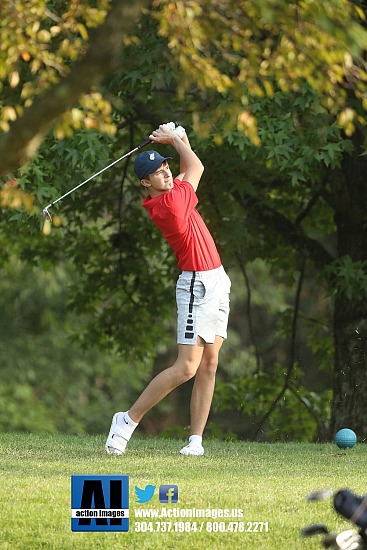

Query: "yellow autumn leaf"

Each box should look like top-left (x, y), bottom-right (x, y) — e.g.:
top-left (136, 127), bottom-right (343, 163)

top-left (9, 71), bottom-right (20, 88)
top-left (355, 5), bottom-right (366, 20)
top-left (3, 107), bottom-right (17, 121)
top-left (76, 23), bottom-right (89, 40)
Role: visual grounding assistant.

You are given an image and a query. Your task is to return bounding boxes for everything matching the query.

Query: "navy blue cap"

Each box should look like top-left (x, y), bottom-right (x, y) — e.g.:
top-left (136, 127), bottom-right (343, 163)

top-left (133, 150), bottom-right (172, 179)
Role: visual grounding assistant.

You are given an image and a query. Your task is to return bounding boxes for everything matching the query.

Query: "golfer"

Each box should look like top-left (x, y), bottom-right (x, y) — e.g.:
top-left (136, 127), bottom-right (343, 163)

top-left (105, 123), bottom-right (231, 456)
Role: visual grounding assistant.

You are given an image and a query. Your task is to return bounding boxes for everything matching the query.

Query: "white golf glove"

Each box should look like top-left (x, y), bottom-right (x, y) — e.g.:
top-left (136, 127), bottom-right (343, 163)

top-left (174, 125), bottom-right (186, 138)
top-left (163, 121), bottom-right (176, 132)
top-left (163, 121), bottom-right (186, 138)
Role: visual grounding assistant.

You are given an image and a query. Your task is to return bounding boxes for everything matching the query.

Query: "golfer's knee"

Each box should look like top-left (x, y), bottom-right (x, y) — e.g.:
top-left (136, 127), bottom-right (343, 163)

top-left (176, 358), bottom-right (199, 381)
top-left (199, 354), bottom-right (218, 378)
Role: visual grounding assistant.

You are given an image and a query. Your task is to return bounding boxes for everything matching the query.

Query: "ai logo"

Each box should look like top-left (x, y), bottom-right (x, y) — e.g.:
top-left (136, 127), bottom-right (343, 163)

top-left (71, 475), bottom-right (129, 532)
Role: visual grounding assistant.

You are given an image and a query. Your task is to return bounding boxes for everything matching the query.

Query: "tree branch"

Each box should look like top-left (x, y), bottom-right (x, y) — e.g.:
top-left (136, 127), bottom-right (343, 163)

top-left (0, 0), bottom-right (149, 177)
top-left (235, 252), bottom-right (263, 373)
top-left (234, 191), bottom-right (334, 269)
top-left (252, 257), bottom-right (306, 439)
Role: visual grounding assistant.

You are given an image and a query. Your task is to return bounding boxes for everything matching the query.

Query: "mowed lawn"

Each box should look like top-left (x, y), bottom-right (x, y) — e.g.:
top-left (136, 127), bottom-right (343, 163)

top-left (0, 433), bottom-right (366, 549)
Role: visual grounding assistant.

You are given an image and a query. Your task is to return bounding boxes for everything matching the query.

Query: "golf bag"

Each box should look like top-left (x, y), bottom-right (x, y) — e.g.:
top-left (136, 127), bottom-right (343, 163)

top-left (301, 489), bottom-right (367, 549)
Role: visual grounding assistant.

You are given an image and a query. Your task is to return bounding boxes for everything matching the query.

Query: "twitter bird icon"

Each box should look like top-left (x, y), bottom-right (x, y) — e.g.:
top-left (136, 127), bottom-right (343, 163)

top-left (135, 484), bottom-right (156, 503)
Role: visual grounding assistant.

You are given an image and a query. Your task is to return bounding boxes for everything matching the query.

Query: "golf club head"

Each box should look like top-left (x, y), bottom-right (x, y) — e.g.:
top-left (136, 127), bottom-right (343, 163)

top-left (322, 532), bottom-right (338, 548)
top-left (301, 523), bottom-right (329, 537)
top-left (307, 488), bottom-right (334, 502)
top-left (42, 207), bottom-right (52, 223)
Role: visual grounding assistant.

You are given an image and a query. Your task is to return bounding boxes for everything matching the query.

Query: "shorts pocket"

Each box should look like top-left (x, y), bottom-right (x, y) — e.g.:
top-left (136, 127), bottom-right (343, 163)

top-left (192, 280), bottom-right (206, 300)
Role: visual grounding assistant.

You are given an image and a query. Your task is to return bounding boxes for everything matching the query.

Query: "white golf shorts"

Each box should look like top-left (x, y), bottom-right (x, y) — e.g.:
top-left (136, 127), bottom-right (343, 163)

top-left (176, 265), bottom-right (231, 345)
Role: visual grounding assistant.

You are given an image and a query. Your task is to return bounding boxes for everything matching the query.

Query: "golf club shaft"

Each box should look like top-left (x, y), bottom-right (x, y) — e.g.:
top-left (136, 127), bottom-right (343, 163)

top-left (43, 138), bottom-right (151, 217)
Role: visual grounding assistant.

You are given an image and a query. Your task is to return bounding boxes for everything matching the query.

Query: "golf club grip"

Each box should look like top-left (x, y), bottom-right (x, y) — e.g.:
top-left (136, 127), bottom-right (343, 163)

top-left (138, 122), bottom-right (182, 151)
top-left (334, 490), bottom-right (367, 528)
top-left (138, 139), bottom-right (151, 150)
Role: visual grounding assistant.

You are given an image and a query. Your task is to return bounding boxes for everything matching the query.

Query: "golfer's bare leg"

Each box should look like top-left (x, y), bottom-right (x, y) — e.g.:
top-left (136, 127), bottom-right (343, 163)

top-left (128, 341), bottom-right (205, 423)
top-left (189, 336), bottom-right (224, 436)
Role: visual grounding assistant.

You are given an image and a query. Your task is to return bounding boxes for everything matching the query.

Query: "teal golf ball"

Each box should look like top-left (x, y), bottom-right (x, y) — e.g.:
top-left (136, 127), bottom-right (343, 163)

top-left (335, 428), bottom-right (357, 449)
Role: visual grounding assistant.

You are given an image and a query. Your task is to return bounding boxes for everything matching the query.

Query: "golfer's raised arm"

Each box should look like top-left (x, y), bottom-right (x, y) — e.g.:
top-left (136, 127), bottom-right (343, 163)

top-left (177, 131), bottom-right (191, 182)
top-left (149, 125), bottom-right (204, 191)
top-left (173, 135), bottom-right (204, 191)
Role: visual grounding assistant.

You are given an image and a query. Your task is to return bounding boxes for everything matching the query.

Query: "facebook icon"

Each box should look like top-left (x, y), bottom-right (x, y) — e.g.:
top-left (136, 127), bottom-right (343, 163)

top-left (159, 485), bottom-right (178, 504)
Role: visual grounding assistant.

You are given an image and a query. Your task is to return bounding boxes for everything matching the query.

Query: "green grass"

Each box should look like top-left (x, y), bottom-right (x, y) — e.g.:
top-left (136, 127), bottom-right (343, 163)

top-left (1, 433), bottom-right (366, 549)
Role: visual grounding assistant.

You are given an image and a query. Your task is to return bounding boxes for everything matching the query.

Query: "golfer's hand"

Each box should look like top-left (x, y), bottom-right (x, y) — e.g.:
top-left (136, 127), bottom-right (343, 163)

top-left (162, 121), bottom-right (186, 138)
top-left (149, 124), bottom-right (177, 144)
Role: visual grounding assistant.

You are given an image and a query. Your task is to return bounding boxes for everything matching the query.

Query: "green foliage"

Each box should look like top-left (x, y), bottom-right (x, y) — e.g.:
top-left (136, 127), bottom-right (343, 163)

top-left (214, 364), bottom-right (332, 441)
top-left (324, 256), bottom-right (367, 300)
top-left (0, 0), bottom-right (113, 136)
top-left (222, 84), bottom-right (353, 197)
top-left (0, 385), bottom-right (56, 434)
top-left (212, 260), bottom-right (333, 441)
top-left (307, 327), bottom-right (334, 373)
top-left (0, 0), bottom-right (365, 441)
top-left (156, 0), bottom-right (367, 138)
top-left (17, 129), bottom-right (114, 209)
top-left (0, 257), bottom-right (154, 434)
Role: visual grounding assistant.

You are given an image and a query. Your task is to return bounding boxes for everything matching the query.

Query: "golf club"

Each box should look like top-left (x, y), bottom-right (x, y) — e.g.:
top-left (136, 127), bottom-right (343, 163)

top-left (42, 137), bottom-right (151, 223)
top-left (307, 488), bottom-right (334, 502)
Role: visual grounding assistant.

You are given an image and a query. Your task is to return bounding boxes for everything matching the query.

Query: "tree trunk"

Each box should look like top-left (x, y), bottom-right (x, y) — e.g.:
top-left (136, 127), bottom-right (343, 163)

top-left (332, 304), bottom-right (367, 440)
top-left (0, 0), bottom-right (149, 177)
top-left (331, 127), bottom-right (367, 440)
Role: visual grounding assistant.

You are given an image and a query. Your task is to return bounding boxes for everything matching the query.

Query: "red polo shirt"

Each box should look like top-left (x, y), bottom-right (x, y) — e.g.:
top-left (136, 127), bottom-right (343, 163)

top-left (142, 179), bottom-right (221, 271)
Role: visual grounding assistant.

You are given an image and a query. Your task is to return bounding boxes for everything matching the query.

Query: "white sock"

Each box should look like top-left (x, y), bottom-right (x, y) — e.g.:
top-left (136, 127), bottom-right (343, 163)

top-left (189, 435), bottom-right (203, 447)
top-left (125, 411), bottom-right (139, 427)
top-left (117, 411), bottom-right (138, 439)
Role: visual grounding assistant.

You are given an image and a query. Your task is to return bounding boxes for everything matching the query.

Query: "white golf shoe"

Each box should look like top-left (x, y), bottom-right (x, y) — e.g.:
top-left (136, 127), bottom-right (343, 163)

top-left (105, 412), bottom-right (131, 455)
top-left (179, 442), bottom-right (204, 456)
